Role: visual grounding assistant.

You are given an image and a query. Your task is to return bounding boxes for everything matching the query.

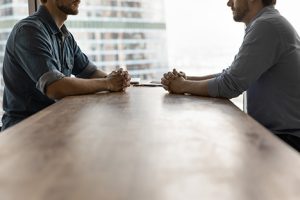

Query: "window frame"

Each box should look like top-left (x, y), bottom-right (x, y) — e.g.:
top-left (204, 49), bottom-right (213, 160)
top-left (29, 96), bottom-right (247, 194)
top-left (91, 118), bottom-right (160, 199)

top-left (28, 0), bottom-right (39, 14)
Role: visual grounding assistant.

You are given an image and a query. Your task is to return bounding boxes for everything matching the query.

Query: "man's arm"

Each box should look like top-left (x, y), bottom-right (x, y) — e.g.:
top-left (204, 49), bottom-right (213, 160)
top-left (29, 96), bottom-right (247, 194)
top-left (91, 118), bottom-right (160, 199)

top-left (46, 69), bottom-right (130, 100)
top-left (173, 70), bottom-right (219, 81)
top-left (164, 20), bottom-right (280, 99)
top-left (208, 21), bottom-right (281, 98)
top-left (187, 74), bottom-right (219, 81)
top-left (161, 69), bottom-right (216, 96)
top-left (46, 77), bottom-right (109, 99)
top-left (161, 73), bottom-right (210, 96)
top-left (89, 69), bottom-right (108, 79)
top-left (182, 80), bottom-right (210, 96)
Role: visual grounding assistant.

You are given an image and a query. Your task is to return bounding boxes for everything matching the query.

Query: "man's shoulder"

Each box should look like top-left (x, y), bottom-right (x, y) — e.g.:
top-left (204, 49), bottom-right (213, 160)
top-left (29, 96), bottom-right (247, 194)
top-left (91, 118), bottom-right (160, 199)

top-left (251, 18), bottom-right (275, 28)
top-left (249, 11), bottom-right (294, 38)
top-left (13, 15), bottom-right (44, 33)
top-left (247, 15), bottom-right (280, 36)
top-left (252, 7), bottom-right (290, 30)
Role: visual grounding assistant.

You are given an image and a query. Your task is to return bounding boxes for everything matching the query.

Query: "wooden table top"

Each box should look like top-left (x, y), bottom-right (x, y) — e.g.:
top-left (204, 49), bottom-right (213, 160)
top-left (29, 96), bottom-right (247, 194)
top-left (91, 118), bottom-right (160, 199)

top-left (0, 87), bottom-right (300, 200)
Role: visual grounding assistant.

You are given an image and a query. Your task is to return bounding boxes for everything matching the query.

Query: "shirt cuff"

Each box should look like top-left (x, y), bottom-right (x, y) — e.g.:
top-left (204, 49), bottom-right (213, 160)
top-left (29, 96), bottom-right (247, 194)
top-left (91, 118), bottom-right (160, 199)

top-left (36, 70), bottom-right (65, 94)
top-left (213, 73), bottom-right (221, 78)
top-left (76, 62), bottom-right (97, 78)
top-left (208, 78), bottom-right (219, 97)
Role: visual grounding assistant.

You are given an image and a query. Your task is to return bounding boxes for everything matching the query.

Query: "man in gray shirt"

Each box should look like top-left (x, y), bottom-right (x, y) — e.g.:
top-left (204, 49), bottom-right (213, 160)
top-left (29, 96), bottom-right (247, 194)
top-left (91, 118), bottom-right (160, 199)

top-left (161, 0), bottom-right (300, 151)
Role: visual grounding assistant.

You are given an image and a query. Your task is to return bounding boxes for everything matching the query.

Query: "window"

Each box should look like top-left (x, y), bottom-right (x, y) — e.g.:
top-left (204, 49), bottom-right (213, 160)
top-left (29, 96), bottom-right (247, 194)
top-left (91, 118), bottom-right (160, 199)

top-left (67, 0), bottom-right (168, 78)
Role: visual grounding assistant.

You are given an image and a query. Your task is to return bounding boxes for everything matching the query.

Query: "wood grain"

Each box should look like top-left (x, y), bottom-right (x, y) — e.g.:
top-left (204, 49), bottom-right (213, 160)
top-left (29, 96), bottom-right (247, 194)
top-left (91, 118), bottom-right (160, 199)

top-left (0, 87), bottom-right (299, 200)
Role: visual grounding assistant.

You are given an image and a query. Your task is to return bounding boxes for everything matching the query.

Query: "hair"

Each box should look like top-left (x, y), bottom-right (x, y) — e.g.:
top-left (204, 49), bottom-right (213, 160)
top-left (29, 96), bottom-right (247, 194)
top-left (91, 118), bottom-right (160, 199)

top-left (262, 0), bottom-right (276, 6)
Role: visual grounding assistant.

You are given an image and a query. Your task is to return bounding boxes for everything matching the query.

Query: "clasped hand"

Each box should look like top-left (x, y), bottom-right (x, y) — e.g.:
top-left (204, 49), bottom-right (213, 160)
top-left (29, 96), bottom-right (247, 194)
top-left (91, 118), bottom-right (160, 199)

top-left (161, 69), bottom-right (186, 94)
top-left (107, 68), bottom-right (131, 92)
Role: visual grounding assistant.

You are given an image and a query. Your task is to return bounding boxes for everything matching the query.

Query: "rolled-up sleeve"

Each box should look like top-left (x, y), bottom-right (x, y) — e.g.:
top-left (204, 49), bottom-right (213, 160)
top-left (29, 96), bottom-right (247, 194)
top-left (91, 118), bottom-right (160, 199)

top-left (36, 70), bottom-right (65, 94)
top-left (208, 20), bottom-right (281, 99)
top-left (208, 78), bottom-right (219, 97)
top-left (208, 69), bottom-right (247, 98)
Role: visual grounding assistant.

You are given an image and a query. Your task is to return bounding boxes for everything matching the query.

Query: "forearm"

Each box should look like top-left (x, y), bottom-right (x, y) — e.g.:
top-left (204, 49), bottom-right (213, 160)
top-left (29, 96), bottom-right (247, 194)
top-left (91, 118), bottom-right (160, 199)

top-left (187, 73), bottom-right (219, 81)
top-left (89, 69), bottom-right (108, 79)
top-left (46, 77), bottom-right (109, 100)
top-left (181, 79), bottom-right (211, 97)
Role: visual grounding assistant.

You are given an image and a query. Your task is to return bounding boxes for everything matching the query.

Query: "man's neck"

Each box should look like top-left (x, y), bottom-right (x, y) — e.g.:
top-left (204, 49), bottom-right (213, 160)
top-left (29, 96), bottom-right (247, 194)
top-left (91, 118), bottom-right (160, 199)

top-left (44, 4), bottom-right (67, 29)
top-left (243, 3), bottom-right (264, 26)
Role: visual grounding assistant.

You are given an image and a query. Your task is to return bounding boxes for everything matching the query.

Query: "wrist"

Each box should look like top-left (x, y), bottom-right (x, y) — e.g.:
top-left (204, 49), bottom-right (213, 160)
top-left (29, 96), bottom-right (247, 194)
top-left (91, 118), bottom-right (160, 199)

top-left (104, 78), bottom-right (111, 91)
top-left (180, 80), bottom-right (189, 93)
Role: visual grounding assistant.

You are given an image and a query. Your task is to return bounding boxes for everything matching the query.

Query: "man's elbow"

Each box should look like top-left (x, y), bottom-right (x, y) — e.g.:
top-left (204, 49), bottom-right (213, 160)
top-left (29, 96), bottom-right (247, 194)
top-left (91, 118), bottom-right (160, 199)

top-left (45, 81), bottom-right (66, 100)
top-left (219, 88), bottom-right (243, 99)
top-left (46, 89), bottom-right (64, 100)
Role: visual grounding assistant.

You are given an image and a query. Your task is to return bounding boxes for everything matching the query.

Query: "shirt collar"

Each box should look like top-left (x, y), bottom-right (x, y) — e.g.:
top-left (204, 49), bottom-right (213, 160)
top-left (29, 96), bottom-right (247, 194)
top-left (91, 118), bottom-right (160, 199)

top-left (34, 5), bottom-right (70, 37)
top-left (245, 5), bottom-right (276, 32)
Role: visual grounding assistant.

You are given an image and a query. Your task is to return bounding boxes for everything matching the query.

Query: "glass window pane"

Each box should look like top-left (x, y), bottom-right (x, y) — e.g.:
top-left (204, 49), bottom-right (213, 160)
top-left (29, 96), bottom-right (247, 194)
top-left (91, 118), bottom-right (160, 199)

top-left (67, 0), bottom-right (168, 80)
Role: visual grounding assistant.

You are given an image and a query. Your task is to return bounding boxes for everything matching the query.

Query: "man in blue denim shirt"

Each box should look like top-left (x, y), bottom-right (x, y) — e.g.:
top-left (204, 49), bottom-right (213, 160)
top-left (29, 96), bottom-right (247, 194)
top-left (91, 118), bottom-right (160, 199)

top-left (1, 0), bottom-right (131, 130)
top-left (161, 1), bottom-right (300, 151)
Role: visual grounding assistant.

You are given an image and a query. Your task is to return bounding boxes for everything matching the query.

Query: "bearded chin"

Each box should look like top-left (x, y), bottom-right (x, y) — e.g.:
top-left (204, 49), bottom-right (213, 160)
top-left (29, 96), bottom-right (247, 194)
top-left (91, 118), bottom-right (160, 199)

top-left (233, 9), bottom-right (248, 22)
top-left (57, 4), bottom-right (78, 15)
top-left (233, 14), bottom-right (243, 22)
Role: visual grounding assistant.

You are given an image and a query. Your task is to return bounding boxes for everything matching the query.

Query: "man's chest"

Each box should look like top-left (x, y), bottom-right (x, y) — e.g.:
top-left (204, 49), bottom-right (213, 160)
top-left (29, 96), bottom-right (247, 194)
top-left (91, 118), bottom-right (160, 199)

top-left (50, 35), bottom-right (74, 76)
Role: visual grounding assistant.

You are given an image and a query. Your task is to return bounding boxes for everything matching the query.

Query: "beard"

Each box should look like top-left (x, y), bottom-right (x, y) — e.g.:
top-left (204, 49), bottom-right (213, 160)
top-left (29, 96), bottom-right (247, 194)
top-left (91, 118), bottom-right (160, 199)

top-left (232, 3), bottom-right (250, 22)
top-left (56, 0), bottom-right (79, 15)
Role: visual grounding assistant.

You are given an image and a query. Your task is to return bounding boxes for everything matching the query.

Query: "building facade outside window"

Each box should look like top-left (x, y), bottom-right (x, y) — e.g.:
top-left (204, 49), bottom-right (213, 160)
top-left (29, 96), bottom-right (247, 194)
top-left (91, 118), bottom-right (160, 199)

top-left (66, 0), bottom-right (168, 79)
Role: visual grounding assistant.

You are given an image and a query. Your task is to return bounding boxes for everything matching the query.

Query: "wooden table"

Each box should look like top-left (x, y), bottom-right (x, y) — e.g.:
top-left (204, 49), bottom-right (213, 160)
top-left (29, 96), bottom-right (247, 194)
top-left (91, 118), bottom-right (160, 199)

top-left (0, 87), bottom-right (300, 200)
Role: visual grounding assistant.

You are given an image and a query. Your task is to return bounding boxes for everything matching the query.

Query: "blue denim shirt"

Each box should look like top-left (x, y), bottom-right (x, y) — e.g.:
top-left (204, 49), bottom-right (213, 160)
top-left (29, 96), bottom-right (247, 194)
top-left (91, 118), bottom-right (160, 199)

top-left (1, 6), bottom-right (97, 130)
top-left (208, 6), bottom-right (300, 136)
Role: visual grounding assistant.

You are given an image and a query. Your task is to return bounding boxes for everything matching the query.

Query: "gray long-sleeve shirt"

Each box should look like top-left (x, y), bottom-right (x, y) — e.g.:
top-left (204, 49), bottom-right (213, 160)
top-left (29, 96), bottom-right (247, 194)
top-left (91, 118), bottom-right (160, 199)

top-left (208, 6), bottom-right (300, 136)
